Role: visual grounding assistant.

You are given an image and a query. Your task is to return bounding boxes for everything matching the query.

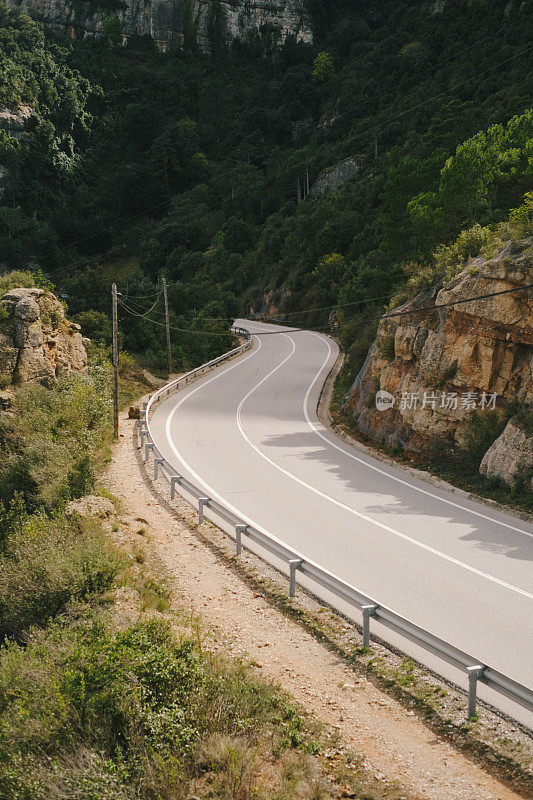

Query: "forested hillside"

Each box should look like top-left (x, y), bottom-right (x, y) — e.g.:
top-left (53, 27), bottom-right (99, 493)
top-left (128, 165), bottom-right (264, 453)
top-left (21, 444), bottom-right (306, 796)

top-left (0, 0), bottom-right (531, 375)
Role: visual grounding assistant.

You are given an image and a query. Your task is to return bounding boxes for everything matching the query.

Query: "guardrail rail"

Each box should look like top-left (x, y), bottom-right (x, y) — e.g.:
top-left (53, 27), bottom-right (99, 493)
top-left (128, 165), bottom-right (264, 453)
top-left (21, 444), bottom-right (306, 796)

top-left (141, 325), bottom-right (533, 723)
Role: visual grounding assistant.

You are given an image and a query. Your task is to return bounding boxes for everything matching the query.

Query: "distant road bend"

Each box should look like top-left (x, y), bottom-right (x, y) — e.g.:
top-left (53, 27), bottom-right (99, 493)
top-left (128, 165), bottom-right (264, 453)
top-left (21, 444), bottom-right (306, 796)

top-left (150, 320), bottom-right (533, 726)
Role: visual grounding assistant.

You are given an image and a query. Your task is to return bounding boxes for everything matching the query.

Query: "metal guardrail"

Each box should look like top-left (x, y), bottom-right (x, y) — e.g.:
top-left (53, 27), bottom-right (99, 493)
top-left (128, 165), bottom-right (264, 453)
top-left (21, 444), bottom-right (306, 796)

top-left (143, 326), bottom-right (533, 723)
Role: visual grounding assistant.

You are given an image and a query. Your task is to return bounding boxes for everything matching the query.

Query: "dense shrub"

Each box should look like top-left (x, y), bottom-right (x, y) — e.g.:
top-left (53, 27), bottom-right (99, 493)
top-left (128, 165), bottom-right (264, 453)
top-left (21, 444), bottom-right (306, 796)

top-left (0, 617), bottom-right (320, 800)
top-left (0, 514), bottom-right (118, 641)
top-left (0, 355), bottom-right (112, 511)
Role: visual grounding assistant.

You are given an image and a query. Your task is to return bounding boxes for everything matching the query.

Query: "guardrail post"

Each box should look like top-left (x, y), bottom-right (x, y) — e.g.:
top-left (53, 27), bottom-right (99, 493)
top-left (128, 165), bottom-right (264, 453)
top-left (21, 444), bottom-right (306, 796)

top-left (140, 428), bottom-right (148, 447)
top-left (361, 604), bottom-right (378, 648)
top-left (467, 665), bottom-right (485, 719)
top-left (235, 525), bottom-right (247, 556)
top-left (288, 559), bottom-right (303, 597)
top-left (198, 497), bottom-right (209, 524)
top-left (142, 402), bottom-right (147, 410)
top-left (170, 475), bottom-right (181, 499)
top-left (144, 442), bottom-right (155, 461)
top-left (154, 457), bottom-right (163, 480)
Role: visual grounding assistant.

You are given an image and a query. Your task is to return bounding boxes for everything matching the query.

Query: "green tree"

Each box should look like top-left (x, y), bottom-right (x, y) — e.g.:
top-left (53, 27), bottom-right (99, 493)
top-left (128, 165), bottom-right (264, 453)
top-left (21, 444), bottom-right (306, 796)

top-left (102, 14), bottom-right (122, 46)
top-left (312, 51), bottom-right (335, 83)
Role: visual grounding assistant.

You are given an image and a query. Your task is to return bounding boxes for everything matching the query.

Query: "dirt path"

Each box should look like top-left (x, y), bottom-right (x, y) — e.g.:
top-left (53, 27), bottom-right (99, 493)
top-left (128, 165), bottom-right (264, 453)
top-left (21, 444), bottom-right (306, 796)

top-left (104, 409), bottom-right (525, 800)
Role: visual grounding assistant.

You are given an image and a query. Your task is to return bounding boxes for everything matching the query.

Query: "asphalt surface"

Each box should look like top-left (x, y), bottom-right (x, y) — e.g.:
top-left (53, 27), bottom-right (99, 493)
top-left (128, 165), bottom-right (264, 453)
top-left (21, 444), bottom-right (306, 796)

top-left (150, 319), bottom-right (533, 726)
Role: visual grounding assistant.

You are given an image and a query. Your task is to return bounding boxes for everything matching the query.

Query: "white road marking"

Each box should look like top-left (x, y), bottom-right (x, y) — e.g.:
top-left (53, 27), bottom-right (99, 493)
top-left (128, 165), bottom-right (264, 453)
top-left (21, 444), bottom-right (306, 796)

top-left (161, 328), bottom-right (533, 599)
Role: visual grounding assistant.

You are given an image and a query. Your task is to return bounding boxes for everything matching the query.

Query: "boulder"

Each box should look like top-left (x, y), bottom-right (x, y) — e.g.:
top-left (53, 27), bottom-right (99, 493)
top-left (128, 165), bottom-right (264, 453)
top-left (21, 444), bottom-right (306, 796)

top-left (479, 417), bottom-right (533, 490)
top-left (0, 287), bottom-right (88, 385)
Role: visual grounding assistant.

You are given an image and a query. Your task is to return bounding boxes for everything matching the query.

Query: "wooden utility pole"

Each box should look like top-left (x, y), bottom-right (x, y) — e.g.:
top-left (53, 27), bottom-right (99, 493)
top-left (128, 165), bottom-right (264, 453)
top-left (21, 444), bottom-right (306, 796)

top-left (111, 282), bottom-right (119, 439)
top-left (162, 275), bottom-right (172, 377)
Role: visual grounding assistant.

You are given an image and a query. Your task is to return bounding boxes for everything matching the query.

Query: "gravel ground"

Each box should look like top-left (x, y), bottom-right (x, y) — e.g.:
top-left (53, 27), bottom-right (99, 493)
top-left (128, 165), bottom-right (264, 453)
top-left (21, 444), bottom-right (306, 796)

top-left (103, 407), bottom-right (529, 800)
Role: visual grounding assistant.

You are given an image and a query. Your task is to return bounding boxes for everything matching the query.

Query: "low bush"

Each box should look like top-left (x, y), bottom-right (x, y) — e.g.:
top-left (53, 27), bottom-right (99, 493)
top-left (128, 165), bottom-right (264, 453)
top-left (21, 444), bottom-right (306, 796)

top-left (434, 223), bottom-right (494, 280)
top-left (376, 335), bottom-right (395, 362)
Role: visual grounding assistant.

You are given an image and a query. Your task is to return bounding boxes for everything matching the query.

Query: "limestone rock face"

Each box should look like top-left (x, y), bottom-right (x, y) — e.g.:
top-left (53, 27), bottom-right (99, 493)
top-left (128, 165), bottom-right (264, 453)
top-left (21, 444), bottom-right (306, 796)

top-left (6, 0), bottom-right (311, 52)
top-left (0, 106), bottom-right (33, 140)
top-left (479, 417), bottom-right (533, 490)
top-left (344, 239), bottom-right (533, 463)
top-left (310, 157), bottom-right (363, 196)
top-left (0, 287), bottom-right (88, 385)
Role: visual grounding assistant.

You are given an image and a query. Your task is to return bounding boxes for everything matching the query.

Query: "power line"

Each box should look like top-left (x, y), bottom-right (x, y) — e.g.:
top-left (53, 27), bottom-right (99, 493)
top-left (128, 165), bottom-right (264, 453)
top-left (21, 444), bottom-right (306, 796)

top-left (120, 293), bottom-right (241, 325)
top-left (124, 288), bottom-right (162, 300)
top-left (381, 281), bottom-right (533, 320)
top-left (117, 297), bottom-right (234, 337)
top-left (120, 289), bottom-right (163, 317)
top-left (251, 282), bottom-right (533, 334)
top-left (117, 282), bottom-right (533, 339)
top-left (257, 290), bottom-right (404, 318)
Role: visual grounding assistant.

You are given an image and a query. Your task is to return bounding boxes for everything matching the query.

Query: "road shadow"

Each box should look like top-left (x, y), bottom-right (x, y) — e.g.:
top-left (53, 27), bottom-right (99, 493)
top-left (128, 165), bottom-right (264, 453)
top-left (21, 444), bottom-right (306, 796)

top-left (260, 428), bottom-right (533, 564)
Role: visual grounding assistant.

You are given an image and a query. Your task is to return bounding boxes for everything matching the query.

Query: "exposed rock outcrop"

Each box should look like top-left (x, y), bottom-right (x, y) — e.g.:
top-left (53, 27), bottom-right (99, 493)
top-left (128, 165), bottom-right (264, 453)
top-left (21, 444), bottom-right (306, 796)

top-left (310, 157), bottom-right (364, 196)
top-left (6, 0), bottom-right (311, 52)
top-left (479, 416), bottom-right (533, 490)
top-left (0, 107), bottom-right (33, 200)
top-left (0, 106), bottom-right (33, 140)
top-left (0, 287), bottom-right (88, 385)
top-left (344, 239), bottom-right (533, 468)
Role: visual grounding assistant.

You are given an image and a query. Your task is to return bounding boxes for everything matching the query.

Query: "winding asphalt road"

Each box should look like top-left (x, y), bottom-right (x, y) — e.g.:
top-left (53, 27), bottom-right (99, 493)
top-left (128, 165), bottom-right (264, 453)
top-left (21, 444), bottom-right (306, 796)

top-left (150, 319), bottom-right (533, 726)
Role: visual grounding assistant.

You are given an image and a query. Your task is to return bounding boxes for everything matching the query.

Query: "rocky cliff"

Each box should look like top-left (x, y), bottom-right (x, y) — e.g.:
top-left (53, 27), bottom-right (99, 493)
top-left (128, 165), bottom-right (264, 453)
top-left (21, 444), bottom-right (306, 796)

top-left (344, 239), bottom-right (533, 487)
top-left (6, 0), bottom-right (312, 52)
top-left (0, 287), bottom-right (88, 385)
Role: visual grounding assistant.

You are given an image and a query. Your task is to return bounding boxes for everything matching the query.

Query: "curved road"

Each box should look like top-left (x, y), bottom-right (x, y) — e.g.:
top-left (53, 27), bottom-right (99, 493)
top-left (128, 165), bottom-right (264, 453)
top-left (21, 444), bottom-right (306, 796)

top-left (150, 320), bottom-right (533, 726)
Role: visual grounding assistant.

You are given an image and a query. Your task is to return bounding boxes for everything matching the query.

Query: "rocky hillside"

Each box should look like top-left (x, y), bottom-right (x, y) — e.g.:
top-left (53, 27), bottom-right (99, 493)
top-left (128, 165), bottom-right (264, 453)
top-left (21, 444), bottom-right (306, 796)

top-left (6, 0), bottom-right (311, 51)
top-left (0, 287), bottom-right (88, 385)
top-left (344, 239), bottom-right (533, 489)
